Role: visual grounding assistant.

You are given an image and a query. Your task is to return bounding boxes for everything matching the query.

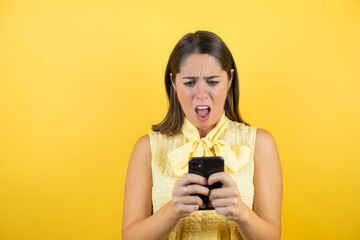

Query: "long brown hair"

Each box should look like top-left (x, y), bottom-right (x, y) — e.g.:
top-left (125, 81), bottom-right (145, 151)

top-left (152, 31), bottom-right (248, 136)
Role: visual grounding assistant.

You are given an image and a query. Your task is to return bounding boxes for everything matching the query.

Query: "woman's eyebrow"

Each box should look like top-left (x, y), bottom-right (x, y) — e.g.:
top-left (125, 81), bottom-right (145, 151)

top-left (182, 76), bottom-right (198, 80)
top-left (182, 75), bottom-right (219, 80)
top-left (204, 75), bottom-right (220, 80)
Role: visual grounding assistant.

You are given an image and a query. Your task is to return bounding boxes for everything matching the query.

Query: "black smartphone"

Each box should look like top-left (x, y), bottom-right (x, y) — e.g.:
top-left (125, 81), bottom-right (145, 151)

top-left (188, 156), bottom-right (224, 210)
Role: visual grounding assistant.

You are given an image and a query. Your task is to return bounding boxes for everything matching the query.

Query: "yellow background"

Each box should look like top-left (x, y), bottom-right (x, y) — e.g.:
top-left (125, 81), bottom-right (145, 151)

top-left (1, 0), bottom-right (359, 239)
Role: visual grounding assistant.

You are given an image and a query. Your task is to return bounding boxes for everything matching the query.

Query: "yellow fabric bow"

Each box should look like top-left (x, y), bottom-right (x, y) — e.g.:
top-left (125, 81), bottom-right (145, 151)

top-left (167, 113), bottom-right (252, 177)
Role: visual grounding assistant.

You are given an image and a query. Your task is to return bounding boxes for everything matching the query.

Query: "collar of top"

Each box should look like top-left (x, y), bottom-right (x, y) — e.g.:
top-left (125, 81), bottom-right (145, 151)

top-left (167, 112), bottom-right (252, 177)
top-left (181, 112), bottom-right (228, 142)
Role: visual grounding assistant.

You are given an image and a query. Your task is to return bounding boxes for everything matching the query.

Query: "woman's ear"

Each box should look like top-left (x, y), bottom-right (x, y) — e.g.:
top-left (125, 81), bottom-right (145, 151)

top-left (170, 73), bottom-right (176, 91)
top-left (228, 69), bottom-right (234, 90)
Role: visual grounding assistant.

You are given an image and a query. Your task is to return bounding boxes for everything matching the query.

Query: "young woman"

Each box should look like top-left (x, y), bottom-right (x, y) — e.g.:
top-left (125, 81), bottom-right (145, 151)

top-left (122, 31), bottom-right (282, 240)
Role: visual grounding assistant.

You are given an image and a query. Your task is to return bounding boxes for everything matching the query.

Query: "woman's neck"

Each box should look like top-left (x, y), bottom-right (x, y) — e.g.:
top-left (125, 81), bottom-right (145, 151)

top-left (197, 124), bottom-right (215, 138)
top-left (198, 129), bottom-right (208, 138)
top-left (196, 113), bottom-right (225, 138)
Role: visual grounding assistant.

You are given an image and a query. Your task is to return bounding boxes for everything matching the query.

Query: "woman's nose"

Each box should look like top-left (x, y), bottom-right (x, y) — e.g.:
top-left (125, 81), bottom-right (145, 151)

top-left (195, 81), bottom-right (209, 100)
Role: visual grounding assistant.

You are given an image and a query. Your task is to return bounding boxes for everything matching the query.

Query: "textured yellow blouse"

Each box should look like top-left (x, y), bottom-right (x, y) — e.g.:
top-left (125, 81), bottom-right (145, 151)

top-left (149, 113), bottom-right (257, 240)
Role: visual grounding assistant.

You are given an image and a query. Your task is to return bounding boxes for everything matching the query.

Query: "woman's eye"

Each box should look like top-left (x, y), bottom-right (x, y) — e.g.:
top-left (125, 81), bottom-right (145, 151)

top-left (208, 81), bottom-right (219, 86)
top-left (184, 81), bottom-right (195, 86)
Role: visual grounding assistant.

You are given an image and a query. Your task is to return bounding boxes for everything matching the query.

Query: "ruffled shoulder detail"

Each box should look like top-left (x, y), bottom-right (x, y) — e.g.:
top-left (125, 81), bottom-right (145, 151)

top-left (223, 120), bottom-right (257, 174)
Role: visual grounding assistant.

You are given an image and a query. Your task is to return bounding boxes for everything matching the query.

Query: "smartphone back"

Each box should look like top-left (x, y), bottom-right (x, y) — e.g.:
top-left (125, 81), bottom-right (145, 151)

top-left (188, 156), bottom-right (224, 210)
top-left (188, 156), bottom-right (224, 179)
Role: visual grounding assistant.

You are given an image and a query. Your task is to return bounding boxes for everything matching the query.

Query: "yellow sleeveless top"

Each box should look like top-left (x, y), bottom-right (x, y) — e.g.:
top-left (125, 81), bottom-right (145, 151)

top-left (149, 113), bottom-right (257, 240)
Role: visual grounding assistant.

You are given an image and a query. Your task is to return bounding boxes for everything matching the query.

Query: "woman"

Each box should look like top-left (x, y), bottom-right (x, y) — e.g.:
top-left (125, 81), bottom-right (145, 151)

top-left (122, 31), bottom-right (282, 240)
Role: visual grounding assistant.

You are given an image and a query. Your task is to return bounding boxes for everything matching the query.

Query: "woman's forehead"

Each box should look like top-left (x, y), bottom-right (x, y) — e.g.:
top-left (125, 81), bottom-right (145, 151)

top-left (178, 53), bottom-right (223, 75)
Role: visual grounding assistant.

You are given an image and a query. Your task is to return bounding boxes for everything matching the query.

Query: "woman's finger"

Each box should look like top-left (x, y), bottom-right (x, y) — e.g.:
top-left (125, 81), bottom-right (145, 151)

top-left (172, 184), bottom-right (209, 197)
top-left (172, 195), bottom-right (205, 211)
top-left (180, 204), bottom-right (199, 214)
top-left (210, 198), bottom-right (228, 208)
top-left (180, 195), bottom-right (204, 206)
top-left (184, 184), bottom-right (210, 196)
top-left (207, 171), bottom-right (234, 187)
top-left (176, 173), bottom-right (207, 187)
top-left (209, 187), bottom-right (240, 202)
top-left (214, 206), bottom-right (228, 216)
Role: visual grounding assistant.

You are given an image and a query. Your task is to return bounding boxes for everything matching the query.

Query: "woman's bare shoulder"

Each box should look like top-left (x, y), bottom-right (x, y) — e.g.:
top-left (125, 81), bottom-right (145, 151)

top-left (135, 134), bottom-right (150, 146)
top-left (128, 134), bottom-right (152, 173)
top-left (132, 134), bottom-right (151, 157)
top-left (254, 128), bottom-right (280, 165)
top-left (255, 128), bottom-right (277, 149)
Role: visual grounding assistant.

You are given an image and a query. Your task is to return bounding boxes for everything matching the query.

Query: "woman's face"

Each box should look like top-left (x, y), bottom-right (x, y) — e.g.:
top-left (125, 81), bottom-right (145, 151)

top-left (171, 53), bottom-right (233, 137)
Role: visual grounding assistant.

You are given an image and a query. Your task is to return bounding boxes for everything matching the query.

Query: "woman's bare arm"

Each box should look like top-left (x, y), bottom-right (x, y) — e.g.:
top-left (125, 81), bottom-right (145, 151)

top-left (121, 135), bottom-right (209, 240)
top-left (236, 128), bottom-right (283, 239)
top-left (121, 135), bottom-right (178, 240)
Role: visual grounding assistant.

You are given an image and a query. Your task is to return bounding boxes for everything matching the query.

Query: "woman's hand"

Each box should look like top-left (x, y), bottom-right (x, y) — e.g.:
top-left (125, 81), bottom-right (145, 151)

top-left (208, 171), bottom-right (250, 223)
top-left (169, 173), bottom-right (209, 220)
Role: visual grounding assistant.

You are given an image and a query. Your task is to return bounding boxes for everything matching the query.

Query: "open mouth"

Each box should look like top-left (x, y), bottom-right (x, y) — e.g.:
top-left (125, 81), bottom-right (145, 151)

top-left (195, 106), bottom-right (211, 121)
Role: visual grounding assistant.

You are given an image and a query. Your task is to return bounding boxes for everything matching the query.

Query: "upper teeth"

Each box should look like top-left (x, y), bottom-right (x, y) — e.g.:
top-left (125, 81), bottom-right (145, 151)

top-left (197, 106), bottom-right (209, 110)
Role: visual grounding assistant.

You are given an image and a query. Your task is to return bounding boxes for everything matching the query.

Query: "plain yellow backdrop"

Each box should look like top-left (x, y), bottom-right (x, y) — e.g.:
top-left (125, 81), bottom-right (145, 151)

top-left (1, 0), bottom-right (359, 239)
